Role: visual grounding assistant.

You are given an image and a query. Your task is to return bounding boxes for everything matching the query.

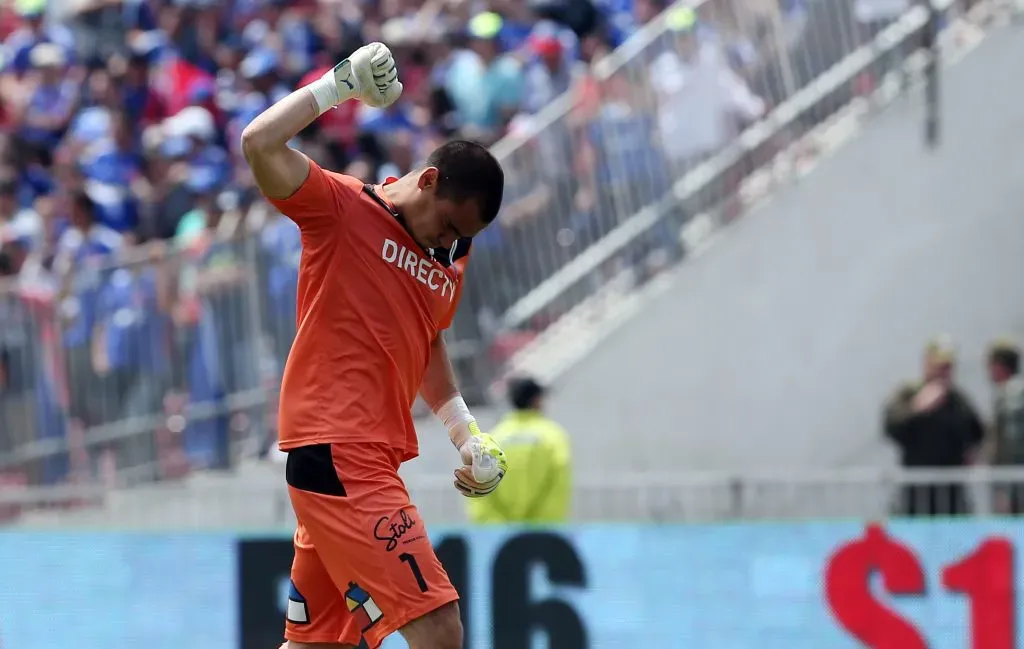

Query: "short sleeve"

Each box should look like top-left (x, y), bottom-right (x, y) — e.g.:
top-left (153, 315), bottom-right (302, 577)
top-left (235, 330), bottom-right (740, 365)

top-left (266, 158), bottom-right (359, 235)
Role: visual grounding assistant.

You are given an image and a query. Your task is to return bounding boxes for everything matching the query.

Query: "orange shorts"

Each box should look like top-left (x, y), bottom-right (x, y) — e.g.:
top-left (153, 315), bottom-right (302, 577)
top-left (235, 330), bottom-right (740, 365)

top-left (283, 443), bottom-right (459, 648)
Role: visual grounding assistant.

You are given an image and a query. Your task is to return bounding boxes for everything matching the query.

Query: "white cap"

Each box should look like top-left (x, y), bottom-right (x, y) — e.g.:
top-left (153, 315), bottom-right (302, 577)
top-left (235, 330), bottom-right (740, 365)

top-left (165, 106), bottom-right (215, 141)
top-left (30, 42), bottom-right (66, 68)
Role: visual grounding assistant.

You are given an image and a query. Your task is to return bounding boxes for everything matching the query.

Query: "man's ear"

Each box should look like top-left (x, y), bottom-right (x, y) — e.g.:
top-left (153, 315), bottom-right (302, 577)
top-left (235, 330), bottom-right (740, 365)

top-left (417, 166), bottom-right (440, 191)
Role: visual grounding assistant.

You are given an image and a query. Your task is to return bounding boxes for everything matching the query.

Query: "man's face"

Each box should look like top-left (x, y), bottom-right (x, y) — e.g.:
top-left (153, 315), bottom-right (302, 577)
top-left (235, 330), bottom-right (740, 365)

top-left (25, 14), bottom-right (44, 33)
top-left (469, 37), bottom-right (498, 61)
top-left (39, 63), bottom-right (62, 84)
top-left (676, 32), bottom-right (699, 61)
top-left (925, 355), bottom-right (953, 383)
top-left (403, 168), bottom-right (488, 251)
top-left (988, 359), bottom-right (1009, 384)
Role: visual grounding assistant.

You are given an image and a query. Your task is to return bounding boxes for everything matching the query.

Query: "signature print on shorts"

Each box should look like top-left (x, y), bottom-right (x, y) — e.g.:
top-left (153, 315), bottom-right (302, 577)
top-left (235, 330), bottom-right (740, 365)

top-left (373, 509), bottom-right (422, 552)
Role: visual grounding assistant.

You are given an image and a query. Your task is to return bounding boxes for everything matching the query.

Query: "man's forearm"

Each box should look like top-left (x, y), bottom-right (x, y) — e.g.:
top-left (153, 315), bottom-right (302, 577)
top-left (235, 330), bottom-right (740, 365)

top-left (242, 89), bottom-right (320, 153)
top-left (421, 335), bottom-right (478, 448)
top-left (242, 60), bottom-right (353, 157)
top-left (420, 335), bottom-right (460, 411)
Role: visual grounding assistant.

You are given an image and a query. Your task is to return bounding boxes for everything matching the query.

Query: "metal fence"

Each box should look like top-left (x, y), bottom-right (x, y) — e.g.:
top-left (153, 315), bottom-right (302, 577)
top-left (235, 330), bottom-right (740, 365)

top-left (462, 0), bottom-right (964, 383)
top-left (5, 466), bottom-right (1024, 529)
top-left (0, 0), bottom-right (976, 490)
top-left (0, 233), bottom-right (285, 488)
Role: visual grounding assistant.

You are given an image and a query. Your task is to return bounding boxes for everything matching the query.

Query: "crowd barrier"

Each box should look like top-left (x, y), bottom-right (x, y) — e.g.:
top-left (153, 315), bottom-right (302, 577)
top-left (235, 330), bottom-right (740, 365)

top-left (0, 0), bottom-right (969, 488)
top-left (0, 519), bottom-right (1020, 648)
top-left (7, 466), bottom-right (1024, 532)
top-left (475, 0), bottom-right (957, 355)
top-left (0, 235), bottom-right (284, 487)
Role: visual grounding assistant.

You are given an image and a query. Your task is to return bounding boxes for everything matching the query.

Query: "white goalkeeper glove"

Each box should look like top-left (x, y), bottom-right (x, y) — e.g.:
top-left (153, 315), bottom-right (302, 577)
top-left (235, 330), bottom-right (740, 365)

top-left (436, 396), bottom-right (508, 498)
top-left (307, 42), bottom-right (403, 116)
top-left (454, 422), bottom-right (508, 498)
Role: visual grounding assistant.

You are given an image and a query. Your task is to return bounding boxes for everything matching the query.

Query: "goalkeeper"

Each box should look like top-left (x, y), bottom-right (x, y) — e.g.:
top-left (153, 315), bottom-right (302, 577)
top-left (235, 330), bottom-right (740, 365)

top-left (241, 42), bottom-right (508, 649)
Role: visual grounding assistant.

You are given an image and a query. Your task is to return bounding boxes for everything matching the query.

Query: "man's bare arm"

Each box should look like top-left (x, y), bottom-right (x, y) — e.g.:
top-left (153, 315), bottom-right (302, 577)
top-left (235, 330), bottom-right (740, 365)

top-left (240, 89), bottom-right (319, 200)
top-left (420, 334), bottom-right (460, 412)
top-left (241, 44), bottom-right (402, 201)
top-left (421, 333), bottom-right (483, 451)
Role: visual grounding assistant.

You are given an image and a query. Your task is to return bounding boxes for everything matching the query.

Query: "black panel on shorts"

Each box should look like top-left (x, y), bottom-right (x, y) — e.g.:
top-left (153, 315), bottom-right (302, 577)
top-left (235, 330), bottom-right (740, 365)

top-left (286, 444), bottom-right (347, 496)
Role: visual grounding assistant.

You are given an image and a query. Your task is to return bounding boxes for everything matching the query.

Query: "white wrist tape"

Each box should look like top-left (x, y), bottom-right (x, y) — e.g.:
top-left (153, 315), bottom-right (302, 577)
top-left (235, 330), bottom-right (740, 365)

top-left (435, 395), bottom-right (476, 448)
top-left (306, 70), bottom-right (345, 116)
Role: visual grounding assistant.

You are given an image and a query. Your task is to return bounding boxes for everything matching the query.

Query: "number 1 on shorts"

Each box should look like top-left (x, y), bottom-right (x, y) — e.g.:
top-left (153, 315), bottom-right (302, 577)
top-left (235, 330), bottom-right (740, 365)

top-left (400, 553), bottom-right (429, 593)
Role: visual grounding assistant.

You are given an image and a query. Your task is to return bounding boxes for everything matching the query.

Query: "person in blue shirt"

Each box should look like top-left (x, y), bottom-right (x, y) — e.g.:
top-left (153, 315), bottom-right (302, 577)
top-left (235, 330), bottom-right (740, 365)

top-left (444, 12), bottom-right (525, 138)
top-left (15, 43), bottom-right (81, 160)
top-left (78, 110), bottom-right (148, 233)
top-left (55, 190), bottom-right (124, 432)
top-left (174, 186), bottom-right (257, 471)
top-left (3, 0), bottom-right (76, 77)
top-left (92, 242), bottom-right (171, 481)
top-left (118, 43), bottom-right (167, 128)
top-left (521, 28), bottom-right (579, 115)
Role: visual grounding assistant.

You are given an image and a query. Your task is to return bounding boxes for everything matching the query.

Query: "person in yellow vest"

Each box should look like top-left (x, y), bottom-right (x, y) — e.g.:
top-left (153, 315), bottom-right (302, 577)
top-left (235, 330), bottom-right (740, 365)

top-left (466, 376), bottom-right (572, 524)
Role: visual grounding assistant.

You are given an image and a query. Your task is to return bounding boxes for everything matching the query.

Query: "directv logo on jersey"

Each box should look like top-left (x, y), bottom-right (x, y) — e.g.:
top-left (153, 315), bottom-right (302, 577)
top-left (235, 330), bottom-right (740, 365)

top-left (345, 582), bottom-right (384, 632)
top-left (381, 239), bottom-right (456, 300)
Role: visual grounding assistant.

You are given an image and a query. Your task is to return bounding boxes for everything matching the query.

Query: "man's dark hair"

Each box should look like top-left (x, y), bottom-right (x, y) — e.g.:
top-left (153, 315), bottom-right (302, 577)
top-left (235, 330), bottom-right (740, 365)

top-left (425, 140), bottom-right (504, 224)
top-left (508, 376), bottom-right (545, 410)
top-left (991, 344), bottom-right (1021, 376)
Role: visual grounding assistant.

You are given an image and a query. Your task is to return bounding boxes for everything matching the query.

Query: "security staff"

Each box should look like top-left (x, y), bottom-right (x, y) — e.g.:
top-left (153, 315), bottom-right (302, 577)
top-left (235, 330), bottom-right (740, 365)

top-left (466, 377), bottom-right (572, 524)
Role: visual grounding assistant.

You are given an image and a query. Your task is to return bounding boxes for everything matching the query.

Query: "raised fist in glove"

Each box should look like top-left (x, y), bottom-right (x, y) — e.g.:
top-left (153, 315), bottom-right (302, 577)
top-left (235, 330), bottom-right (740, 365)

top-left (309, 42), bottom-right (403, 114)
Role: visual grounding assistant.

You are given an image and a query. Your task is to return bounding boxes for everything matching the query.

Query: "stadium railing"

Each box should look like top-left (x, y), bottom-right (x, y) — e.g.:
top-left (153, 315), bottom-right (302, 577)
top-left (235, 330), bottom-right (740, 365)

top-left (0, 235), bottom-right (282, 489)
top-left (456, 0), bottom-right (963, 390)
top-left (0, 0), bottom-right (973, 492)
top-left (4, 465), bottom-right (1024, 528)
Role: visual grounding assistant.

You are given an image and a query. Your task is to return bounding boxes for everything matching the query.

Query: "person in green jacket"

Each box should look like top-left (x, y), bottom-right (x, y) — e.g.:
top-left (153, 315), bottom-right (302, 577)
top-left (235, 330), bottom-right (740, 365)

top-left (466, 376), bottom-right (572, 525)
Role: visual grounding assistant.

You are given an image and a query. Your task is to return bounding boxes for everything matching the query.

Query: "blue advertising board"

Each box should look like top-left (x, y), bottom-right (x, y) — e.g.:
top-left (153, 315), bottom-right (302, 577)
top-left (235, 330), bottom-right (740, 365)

top-left (1, 521), bottom-right (1021, 649)
top-left (0, 533), bottom-right (237, 649)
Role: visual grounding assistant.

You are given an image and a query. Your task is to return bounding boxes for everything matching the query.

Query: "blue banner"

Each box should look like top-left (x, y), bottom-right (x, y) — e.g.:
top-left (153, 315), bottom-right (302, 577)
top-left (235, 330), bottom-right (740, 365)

top-left (0, 533), bottom-right (237, 649)
top-left (2, 521), bottom-right (1023, 649)
top-left (244, 520), bottom-right (1024, 649)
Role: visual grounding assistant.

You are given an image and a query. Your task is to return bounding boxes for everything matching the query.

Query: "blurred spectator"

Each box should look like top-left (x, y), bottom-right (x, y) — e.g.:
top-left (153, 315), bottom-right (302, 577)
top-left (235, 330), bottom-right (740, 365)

top-left (79, 110), bottom-right (151, 234)
top-left (0, 222), bottom-right (37, 471)
top-left (521, 21), bottom-right (583, 114)
top-left (444, 12), bottom-right (525, 141)
top-left (89, 242), bottom-right (171, 482)
top-left (3, 0), bottom-right (75, 77)
top-left (985, 338), bottom-right (1024, 512)
top-left (14, 43), bottom-right (82, 166)
top-left (56, 190), bottom-right (124, 434)
top-left (649, 6), bottom-right (765, 185)
top-left (466, 376), bottom-right (572, 524)
top-left (883, 336), bottom-right (985, 516)
top-left (0, 176), bottom-right (43, 248)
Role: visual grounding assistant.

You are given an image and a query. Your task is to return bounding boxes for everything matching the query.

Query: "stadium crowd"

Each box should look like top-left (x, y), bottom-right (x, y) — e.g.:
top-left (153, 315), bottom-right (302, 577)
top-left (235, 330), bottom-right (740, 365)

top-left (0, 0), bottom-right (857, 492)
top-left (0, 0), bottom-right (685, 486)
